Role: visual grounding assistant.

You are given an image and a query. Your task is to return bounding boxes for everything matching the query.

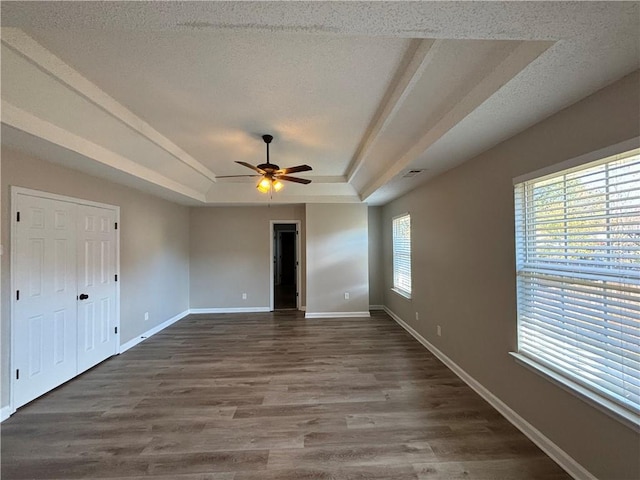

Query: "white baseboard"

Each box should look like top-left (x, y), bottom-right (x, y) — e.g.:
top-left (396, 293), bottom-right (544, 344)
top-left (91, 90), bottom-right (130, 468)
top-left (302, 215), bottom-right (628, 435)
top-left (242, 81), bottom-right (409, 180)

top-left (189, 307), bottom-right (271, 314)
top-left (369, 305), bottom-right (385, 310)
top-left (305, 311), bottom-right (371, 319)
top-left (383, 306), bottom-right (596, 480)
top-left (1, 405), bottom-right (12, 422)
top-left (119, 309), bottom-right (190, 354)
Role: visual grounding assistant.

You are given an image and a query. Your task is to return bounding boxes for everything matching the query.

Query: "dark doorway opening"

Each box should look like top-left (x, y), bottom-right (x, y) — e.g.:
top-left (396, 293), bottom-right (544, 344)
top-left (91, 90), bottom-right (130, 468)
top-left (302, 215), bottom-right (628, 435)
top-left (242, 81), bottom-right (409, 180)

top-left (274, 224), bottom-right (297, 310)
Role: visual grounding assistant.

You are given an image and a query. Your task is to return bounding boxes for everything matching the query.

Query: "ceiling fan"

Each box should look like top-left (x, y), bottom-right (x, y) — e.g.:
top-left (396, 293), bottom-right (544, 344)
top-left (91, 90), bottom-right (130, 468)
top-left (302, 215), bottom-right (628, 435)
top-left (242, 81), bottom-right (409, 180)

top-left (217, 134), bottom-right (312, 193)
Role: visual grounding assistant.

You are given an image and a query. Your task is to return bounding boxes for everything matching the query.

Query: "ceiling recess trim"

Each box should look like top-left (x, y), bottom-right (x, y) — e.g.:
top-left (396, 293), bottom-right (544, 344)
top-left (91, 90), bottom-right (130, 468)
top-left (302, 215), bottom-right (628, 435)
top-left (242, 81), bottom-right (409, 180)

top-left (1, 28), bottom-right (218, 184)
top-left (2, 99), bottom-right (207, 203)
top-left (346, 38), bottom-right (440, 183)
top-left (359, 39), bottom-right (554, 200)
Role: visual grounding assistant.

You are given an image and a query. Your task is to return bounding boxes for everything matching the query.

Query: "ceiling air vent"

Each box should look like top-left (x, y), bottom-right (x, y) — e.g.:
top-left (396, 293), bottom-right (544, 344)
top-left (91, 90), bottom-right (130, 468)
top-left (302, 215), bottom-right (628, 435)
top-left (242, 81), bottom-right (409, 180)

top-left (402, 169), bottom-right (425, 178)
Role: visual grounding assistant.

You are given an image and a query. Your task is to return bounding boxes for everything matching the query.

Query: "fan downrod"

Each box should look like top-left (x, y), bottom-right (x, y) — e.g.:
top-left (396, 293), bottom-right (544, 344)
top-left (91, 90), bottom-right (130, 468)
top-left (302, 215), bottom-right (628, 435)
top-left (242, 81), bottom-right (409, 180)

top-left (259, 134), bottom-right (276, 170)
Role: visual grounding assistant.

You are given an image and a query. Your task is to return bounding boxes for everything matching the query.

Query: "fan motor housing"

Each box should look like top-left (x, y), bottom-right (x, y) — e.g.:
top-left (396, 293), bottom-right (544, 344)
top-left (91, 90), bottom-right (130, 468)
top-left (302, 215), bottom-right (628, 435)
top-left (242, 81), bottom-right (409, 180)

top-left (257, 163), bottom-right (279, 172)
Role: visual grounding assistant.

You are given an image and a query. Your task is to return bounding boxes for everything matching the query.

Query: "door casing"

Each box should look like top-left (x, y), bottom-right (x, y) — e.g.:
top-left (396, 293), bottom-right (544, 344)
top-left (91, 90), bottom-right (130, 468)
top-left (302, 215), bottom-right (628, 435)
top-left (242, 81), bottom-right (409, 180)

top-left (269, 220), bottom-right (301, 311)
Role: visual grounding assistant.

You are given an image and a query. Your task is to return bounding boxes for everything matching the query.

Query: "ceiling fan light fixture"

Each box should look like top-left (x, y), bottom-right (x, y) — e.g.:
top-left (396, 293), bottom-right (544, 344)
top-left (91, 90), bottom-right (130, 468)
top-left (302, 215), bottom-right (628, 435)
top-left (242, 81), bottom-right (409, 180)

top-left (256, 176), bottom-right (284, 194)
top-left (223, 134), bottom-right (311, 194)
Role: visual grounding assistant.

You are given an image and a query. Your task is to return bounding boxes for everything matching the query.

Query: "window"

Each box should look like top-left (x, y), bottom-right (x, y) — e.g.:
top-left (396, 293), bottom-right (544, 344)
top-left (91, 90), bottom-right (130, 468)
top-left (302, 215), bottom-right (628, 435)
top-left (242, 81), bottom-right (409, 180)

top-left (514, 147), bottom-right (640, 420)
top-left (392, 213), bottom-right (411, 297)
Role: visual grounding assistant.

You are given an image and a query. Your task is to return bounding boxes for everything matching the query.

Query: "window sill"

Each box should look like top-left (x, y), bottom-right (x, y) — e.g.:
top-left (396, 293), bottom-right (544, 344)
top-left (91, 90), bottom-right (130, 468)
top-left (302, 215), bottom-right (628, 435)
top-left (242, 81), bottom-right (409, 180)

top-left (391, 288), bottom-right (411, 300)
top-left (510, 352), bottom-right (640, 430)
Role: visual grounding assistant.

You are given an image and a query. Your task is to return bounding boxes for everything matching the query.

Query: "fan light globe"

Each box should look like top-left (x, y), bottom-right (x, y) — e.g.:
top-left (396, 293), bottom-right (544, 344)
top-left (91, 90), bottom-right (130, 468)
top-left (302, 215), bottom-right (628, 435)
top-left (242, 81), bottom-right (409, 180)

top-left (257, 178), bottom-right (271, 193)
top-left (273, 180), bottom-right (284, 192)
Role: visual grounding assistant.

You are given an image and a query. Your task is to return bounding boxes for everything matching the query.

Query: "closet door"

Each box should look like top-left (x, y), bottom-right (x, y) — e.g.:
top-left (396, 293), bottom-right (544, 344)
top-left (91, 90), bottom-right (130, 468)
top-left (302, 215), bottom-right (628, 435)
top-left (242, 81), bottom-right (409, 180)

top-left (13, 194), bottom-right (78, 408)
top-left (76, 205), bottom-right (118, 373)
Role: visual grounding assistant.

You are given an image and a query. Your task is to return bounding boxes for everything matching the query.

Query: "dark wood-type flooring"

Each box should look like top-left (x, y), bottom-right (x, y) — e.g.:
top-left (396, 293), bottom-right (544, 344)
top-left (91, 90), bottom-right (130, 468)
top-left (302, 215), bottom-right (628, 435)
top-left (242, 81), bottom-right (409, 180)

top-left (274, 284), bottom-right (297, 310)
top-left (1, 310), bottom-right (571, 479)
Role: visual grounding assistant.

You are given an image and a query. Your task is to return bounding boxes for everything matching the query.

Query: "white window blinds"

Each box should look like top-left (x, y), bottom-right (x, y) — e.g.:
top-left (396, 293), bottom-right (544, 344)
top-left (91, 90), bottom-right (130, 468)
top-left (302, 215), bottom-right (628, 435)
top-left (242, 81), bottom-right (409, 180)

top-left (393, 214), bottom-right (411, 296)
top-left (514, 148), bottom-right (640, 415)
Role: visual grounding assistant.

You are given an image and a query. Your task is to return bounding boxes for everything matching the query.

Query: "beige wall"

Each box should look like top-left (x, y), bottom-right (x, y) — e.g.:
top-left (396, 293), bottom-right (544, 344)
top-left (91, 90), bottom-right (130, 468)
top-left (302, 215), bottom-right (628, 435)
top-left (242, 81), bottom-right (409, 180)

top-left (189, 205), bottom-right (306, 309)
top-left (0, 153), bottom-right (2, 410)
top-left (368, 206), bottom-right (383, 306)
top-left (381, 71), bottom-right (640, 479)
top-left (306, 203), bottom-right (369, 314)
top-left (1, 147), bottom-right (191, 408)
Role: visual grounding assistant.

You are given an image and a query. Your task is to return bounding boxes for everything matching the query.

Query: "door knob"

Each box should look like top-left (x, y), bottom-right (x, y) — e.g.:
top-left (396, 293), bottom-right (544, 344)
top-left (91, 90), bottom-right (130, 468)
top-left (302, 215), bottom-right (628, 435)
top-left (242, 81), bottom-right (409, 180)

top-left (79, 293), bottom-right (89, 300)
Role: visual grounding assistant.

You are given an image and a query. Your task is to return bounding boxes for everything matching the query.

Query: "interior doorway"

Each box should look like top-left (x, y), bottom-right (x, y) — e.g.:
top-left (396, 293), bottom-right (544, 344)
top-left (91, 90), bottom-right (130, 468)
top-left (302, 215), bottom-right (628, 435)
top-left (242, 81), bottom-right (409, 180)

top-left (271, 222), bottom-right (300, 310)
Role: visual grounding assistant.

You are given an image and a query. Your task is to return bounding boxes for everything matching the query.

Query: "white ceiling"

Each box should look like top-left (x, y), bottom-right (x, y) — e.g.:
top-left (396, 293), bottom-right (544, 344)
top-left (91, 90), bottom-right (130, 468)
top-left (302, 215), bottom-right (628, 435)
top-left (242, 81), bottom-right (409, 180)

top-left (1, 2), bottom-right (638, 206)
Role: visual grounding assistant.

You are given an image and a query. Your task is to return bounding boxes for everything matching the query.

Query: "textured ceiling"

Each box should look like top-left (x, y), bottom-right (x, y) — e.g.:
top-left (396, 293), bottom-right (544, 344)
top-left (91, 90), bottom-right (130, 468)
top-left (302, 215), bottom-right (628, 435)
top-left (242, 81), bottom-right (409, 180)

top-left (19, 30), bottom-right (410, 177)
top-left (1, 2), bottom-right (638, 206)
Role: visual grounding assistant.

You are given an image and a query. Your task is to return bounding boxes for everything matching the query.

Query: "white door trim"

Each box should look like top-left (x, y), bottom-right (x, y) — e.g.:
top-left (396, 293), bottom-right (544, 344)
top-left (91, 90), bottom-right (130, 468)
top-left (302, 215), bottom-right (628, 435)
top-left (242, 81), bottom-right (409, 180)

top-left (12, 186), bottom-right (121, 211)
top-left (9, 186), bottom-right (120, 416)
top-left (269, 220), bottom-right (301, 311)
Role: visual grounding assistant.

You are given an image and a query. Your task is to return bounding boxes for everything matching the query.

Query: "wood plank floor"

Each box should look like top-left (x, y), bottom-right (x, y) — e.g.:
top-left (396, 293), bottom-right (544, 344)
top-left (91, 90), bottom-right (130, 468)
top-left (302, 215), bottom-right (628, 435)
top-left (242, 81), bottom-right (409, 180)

top-left (1, 310), bottom-right (571, 479)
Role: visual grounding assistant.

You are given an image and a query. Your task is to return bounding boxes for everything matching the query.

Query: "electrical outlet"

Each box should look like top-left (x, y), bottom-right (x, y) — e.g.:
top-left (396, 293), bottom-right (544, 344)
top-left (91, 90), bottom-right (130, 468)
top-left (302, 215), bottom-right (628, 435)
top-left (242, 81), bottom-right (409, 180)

top-left (415, 312), bottom-right (419, 321)
top-left (344, 292), bottom-right (350, 300)
top-left (242, 293), bottom-right (247, 300)
top-left (144, 312), bottom-right (149, 321)
top-left (437, 325), bottom-right (442, 337)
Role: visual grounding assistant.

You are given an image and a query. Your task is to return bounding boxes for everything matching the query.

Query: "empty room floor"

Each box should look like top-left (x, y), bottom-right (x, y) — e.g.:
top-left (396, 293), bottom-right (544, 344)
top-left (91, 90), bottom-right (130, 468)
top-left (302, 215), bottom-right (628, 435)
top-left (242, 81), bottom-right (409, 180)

top-left (1, 311), bottom-right (571, 479)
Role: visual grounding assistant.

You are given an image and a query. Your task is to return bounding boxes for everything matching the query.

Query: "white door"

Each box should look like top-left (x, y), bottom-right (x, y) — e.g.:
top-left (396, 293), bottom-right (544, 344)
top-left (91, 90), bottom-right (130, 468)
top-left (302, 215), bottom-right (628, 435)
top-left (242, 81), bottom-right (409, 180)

top-left (76, 205), bottom-right (118, 373)
top-left (13, 194), bottom-right (78, 408)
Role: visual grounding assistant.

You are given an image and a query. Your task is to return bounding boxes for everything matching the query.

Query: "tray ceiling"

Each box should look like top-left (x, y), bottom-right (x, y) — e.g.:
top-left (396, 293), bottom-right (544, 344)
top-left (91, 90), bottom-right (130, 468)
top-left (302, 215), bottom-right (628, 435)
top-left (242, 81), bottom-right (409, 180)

top-left (1, 2), bottom-right (638, 205)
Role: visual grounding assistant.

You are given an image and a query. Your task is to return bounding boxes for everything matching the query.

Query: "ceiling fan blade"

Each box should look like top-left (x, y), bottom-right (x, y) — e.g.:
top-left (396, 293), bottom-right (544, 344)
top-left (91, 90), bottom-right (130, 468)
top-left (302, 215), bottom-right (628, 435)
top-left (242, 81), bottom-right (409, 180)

top-left (275, 164), bottom-right (312, 175)
top-left (277, 175), bottom-right (312, 185)
top-left (235, 161), bottom-right (265, 174)
top-left (216, 174), bottom-right (260, 178)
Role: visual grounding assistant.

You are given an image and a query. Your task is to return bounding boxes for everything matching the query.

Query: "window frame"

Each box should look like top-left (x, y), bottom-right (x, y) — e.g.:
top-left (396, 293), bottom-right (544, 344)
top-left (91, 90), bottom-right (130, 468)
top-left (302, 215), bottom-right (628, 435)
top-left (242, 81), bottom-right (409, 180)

top-left (511, 138), bottom-right (640, 428)
top-left (392, 213), bottom-right (412, 299)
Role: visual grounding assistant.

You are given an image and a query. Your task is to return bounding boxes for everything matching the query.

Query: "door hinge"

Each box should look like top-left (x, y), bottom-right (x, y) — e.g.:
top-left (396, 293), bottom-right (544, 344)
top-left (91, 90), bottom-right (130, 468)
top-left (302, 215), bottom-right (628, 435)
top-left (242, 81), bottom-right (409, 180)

top-left (296, 292), bottom-right (299, 297)
top-left (16, 369), bottom-right (19, 380)
top-left (16, 211), bottom-right (20, 222)
top-left (115, 222), bottom-right (118, 230)
top-left (16, 290), bottom-right (19, 301)
top-left (114, 326), bottom-right (118, 334)
top-left (296, 230), bottom-right (299, 235)
top-left (115, 274), bottom-right (118, 282)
